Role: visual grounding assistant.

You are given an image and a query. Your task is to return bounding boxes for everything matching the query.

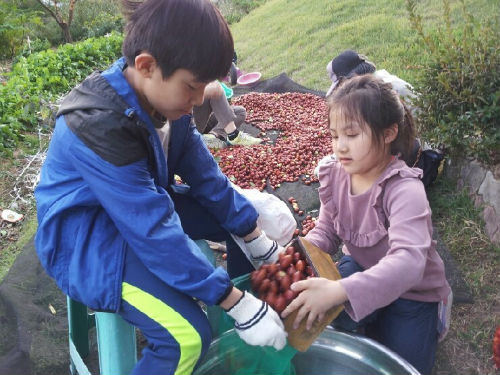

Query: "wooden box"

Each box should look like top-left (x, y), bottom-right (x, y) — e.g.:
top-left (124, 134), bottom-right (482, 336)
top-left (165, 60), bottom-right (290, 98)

top-left (283, 237), bottom-right (344, 352)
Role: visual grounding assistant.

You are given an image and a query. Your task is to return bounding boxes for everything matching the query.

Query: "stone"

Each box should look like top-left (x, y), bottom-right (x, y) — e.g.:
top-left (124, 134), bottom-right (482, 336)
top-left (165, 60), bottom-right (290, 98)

top-left (473, 194), bottom-right (484, 209)
top-left (482, 205), bottom-right (500, 244)
top-left (461, 160), bottom-right (486, 194)
top-left (478, 171), bottom-right (500, 217)
top-left (443, 158), bottom-right (463, 180)
top-left (494, 164), bottom-right (500, 180)
top-left (449, 158), bottom-right (500, 245)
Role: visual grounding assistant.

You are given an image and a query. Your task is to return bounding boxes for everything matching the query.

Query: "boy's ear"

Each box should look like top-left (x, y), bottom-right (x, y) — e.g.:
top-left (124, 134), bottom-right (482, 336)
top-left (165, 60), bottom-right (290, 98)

top-left (384, 123), bottom-right (398, 144)
top-left (134, 53), bottom-right (157, 78)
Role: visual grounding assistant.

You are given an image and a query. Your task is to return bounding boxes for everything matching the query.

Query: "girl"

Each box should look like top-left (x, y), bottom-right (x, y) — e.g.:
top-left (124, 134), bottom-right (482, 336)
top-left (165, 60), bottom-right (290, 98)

top-left (281, 75), bottom-right (451, 374)
top-left (324, 49), bottom-right (421, 170)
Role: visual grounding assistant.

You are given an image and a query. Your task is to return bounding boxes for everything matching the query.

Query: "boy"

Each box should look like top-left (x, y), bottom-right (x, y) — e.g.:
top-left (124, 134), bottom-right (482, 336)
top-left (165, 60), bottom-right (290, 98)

top-left (34, 0), bottom-right (287, 373)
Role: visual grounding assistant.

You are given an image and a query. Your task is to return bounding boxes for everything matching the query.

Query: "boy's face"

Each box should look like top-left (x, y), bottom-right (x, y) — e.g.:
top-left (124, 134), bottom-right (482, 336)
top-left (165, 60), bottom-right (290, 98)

top-left (143, 65), bottom-right (207, 121)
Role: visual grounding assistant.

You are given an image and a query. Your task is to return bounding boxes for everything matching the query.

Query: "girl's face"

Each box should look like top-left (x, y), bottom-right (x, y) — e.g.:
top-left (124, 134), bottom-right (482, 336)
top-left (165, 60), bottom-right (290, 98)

top-left (329, 107), bottom-right (392, 180)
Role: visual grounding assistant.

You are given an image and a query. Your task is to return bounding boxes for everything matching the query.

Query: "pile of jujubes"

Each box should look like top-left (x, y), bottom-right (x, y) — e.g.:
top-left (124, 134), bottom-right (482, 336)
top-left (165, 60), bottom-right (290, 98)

top-left (250, 245), bottom-right (315, 314)
top-left (212, 92), bottom-right (331, 191)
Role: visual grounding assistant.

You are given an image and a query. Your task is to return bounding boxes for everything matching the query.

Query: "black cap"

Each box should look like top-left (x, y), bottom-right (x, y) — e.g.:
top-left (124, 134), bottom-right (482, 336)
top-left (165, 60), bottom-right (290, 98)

top-left (331, 49), bottom-right (366, 78)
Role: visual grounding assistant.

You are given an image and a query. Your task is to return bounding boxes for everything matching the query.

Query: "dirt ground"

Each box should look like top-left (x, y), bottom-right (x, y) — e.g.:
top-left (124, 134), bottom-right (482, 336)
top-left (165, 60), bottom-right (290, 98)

top-left (0, 145), bottom-right (47, 272)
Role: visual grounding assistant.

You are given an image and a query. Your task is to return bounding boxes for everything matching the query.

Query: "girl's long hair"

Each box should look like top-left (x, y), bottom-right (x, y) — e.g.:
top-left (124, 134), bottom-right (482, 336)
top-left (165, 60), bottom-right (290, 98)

top-left (327, 74), bottom-right (416, 165)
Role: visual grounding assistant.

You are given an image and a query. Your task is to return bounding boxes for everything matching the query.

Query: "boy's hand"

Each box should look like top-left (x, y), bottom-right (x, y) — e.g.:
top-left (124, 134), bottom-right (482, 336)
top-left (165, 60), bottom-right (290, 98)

top-left (244, 232), bottom-right (284, 264)
top-left (225, 291), bottom-right (287, 350)
top-left (281, 278), bottom-right (347, 330)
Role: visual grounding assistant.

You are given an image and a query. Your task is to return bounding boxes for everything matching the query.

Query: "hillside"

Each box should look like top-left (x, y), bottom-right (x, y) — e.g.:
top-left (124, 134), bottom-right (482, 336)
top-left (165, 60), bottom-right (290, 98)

top-left (229, 0), bottom-right (498, 91)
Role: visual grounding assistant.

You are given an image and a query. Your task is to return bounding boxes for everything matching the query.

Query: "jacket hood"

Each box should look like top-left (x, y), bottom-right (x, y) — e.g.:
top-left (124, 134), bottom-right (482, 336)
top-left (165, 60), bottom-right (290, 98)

top-left (57, 71), bottom-right (130, 117)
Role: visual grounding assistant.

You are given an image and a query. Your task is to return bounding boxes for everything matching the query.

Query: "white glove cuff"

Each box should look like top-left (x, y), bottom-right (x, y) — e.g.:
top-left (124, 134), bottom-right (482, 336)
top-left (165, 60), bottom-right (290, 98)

top-left (245, 232), bottom-right (279, 262)
top-left (226, 292), bottom-right (268, 330)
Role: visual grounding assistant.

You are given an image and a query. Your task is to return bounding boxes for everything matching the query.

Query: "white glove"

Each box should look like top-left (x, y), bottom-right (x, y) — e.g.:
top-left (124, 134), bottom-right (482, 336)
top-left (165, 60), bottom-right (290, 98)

top-left (225, 291), bottom-right (287, 350)
top-left (244, 232), bottom-right (284, 264)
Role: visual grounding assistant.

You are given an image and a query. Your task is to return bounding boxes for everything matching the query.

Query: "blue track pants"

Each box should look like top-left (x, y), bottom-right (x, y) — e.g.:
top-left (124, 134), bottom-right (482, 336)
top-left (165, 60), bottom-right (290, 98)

top-left (333, 255), bottom-right (438, 375)
top-left (117, 191), bottom-right (254, 374)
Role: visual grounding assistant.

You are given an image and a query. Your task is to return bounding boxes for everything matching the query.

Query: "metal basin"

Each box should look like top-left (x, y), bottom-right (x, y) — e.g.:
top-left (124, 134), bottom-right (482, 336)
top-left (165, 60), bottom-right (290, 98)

top-left (194, 327), bottom-right (420, 375)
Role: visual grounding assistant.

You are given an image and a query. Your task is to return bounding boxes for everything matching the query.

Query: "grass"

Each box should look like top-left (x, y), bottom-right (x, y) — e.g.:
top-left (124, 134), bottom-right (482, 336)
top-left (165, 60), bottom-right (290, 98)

top-left (427, 177), bottom-right (500, 374)
top-left (0, 217), bottom-right (37, 282)
top-left (216, 0), bottom-right (268, 24)
top-left (229, 0), bottom-right (499, 91)
top-left (0, 132), bottom-right (48, 282)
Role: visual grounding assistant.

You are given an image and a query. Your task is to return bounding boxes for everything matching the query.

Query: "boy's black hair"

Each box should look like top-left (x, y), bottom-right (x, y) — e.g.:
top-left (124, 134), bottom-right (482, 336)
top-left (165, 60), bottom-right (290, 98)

top-left (327, 75), bottom-right (416, 165)
top-left (121, 0), bottom-right (234, 82)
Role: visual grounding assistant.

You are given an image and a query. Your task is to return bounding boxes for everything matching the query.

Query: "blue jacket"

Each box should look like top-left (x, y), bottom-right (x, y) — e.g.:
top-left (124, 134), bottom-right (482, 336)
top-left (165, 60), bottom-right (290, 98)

top-left (35, 58), bottom-right (258, 312)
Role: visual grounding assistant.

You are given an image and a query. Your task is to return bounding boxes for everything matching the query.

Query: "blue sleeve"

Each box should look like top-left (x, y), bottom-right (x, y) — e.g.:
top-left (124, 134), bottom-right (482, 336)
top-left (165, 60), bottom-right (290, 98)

top-left (66, 129), bottom-right (231, 306)
top-left (170, 120), bottom-right (258, 237)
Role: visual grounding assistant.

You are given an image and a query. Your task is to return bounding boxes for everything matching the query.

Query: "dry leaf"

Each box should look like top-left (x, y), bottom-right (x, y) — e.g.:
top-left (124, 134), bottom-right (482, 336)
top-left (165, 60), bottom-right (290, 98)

top-left (48, 304), bottom-right (57, 315)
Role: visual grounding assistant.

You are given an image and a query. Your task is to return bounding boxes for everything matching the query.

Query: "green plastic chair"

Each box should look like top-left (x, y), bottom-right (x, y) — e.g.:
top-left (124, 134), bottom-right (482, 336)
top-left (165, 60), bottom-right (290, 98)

top-left (67, 240), bottom-right (213, 375)
top-left (195, 239), bottom-right (216, 267)
top-left (67, 296), bottom-right (137, 375)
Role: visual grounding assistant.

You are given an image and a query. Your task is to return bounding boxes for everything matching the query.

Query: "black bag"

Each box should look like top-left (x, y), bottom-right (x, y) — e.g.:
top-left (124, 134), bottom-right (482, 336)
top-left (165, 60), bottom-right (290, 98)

top-left (415, 148), bottom-right (444, 188)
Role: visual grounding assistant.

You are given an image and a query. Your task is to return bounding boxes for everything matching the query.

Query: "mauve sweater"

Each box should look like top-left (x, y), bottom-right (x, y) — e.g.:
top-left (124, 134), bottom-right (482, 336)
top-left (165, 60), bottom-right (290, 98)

top-left (305, 158), bottom-right (451, 321)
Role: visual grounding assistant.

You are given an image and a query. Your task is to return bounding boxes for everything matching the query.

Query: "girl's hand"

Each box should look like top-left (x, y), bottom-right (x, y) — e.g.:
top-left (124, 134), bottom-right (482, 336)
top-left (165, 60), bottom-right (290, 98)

top-left (281, 278), bottom-right (348, 330)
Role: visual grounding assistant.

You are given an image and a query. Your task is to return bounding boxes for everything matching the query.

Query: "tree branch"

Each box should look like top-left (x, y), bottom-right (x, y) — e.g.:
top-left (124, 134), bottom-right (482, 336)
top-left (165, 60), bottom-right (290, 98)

top-left (67, 0), bottom-right (78, 27)
top-left (34, 0), bottom-right (61, 24)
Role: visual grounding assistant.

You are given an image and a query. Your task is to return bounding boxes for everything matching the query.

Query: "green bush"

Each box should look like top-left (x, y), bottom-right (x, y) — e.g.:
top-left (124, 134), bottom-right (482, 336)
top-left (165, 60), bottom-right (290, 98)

top-left (407, 0), bottom-right (500, 166)
top-left (0, 32), bottom-right (123, 155)
top-left (216, 0), bottom-right (268, 24)
top-left (70, 0), bottom-right (124, 41)
top-left (16, 38), bottom-right (51, 61)
top-left (26, 0), bottom-right (124, 47)
top-left (81, 13), bottom-right (124, 39)
top-left (0, 2), bottom-right (43, 59)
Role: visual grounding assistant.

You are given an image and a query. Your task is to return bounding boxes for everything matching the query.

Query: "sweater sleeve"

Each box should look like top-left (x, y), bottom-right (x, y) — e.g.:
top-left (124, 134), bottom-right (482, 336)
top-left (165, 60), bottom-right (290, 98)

top-left (339, 177), bottom-right (432, 320)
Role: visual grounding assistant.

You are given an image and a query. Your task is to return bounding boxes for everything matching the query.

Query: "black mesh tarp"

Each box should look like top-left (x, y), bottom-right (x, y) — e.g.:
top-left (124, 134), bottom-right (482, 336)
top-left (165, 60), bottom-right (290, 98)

top-left (0, 74), bottom-right (472, 375)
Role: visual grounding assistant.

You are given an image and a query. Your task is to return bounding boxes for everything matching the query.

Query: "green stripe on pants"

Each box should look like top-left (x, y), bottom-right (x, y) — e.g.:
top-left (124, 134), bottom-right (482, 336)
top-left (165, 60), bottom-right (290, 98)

top-left (122, 282), bottom-right (202, 375)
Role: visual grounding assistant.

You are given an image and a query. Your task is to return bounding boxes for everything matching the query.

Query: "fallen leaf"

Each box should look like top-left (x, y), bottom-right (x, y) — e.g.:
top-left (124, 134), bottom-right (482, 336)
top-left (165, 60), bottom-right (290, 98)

top-left (48, 304), bottom-right (56, 315)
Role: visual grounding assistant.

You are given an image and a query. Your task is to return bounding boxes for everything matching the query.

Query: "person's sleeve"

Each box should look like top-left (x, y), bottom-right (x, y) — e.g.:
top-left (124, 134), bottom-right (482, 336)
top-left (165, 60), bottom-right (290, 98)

top-left (172, 122), bottom-right (258, 237)
top-left (339, 178), bottom-right (432, 321)
top-left (67, 134), bottom-right (232, 306)
top-left (304, 201), bottom-right (342, 254)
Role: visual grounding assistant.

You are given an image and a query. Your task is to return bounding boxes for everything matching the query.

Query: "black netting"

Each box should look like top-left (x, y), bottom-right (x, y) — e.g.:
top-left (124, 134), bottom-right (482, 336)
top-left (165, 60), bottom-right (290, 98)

top-left (0, 75), bottom-right (471, 375)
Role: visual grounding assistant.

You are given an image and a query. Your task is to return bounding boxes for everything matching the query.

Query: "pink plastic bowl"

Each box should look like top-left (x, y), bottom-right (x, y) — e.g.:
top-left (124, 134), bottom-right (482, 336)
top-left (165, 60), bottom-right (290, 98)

top-left (237, 72), bottom-right (262, 86)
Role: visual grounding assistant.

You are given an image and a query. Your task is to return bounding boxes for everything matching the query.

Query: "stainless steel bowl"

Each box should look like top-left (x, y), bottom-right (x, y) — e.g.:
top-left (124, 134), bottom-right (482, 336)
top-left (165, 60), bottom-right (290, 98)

top-left (194, 327), bottom-right (420, 375)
